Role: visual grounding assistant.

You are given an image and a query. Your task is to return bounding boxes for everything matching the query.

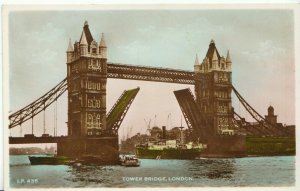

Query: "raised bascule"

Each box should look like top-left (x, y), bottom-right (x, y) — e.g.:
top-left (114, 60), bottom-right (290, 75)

top-left (8, 22), bottom-right (295, 162)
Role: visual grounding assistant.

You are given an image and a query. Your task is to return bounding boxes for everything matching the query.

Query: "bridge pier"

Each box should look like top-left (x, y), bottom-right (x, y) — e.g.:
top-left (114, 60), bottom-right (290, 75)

top-left (200, 135), bottom-right (246, 158)
top-left (57, 136), bottom-right (119, 164)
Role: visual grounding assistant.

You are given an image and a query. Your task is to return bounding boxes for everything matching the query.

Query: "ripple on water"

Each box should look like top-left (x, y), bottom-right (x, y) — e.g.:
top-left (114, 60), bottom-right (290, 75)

top-left (9, 156), bottom-right (295, 188)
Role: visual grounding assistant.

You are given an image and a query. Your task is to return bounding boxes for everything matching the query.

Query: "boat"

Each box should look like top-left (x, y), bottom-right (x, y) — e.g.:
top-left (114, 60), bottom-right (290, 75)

top-left (195, 157), bottom-right (208, 160)
top-left (28, 156), bottom-right (69, 165)
top-left (135, 140), bottom-right (206, 160)
top-left (67, 158), bottom-right (85, 167)
top-left (120, 155), bottom-right (140, 167)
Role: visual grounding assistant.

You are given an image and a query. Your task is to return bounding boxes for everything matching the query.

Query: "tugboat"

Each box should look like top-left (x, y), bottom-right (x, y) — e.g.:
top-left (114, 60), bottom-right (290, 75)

top-left (120, 155), bottom-right (140, 167)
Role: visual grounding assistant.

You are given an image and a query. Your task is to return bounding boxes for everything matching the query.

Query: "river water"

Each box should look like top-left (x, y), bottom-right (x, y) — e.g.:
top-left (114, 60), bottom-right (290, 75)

top-left (9, 155), bottom-right (295, 188)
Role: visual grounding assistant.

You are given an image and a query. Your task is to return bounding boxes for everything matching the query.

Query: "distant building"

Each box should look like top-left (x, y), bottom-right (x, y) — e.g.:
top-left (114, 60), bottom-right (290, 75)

top-left (265, 105), bottom-right (277, 125)
top-left (243, 106), bottom-right (295, 136)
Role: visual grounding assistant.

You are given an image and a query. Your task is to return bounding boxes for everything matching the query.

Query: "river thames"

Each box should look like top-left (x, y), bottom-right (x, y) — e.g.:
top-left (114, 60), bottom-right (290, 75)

top-left (9, 155), bottom-right (294, 188)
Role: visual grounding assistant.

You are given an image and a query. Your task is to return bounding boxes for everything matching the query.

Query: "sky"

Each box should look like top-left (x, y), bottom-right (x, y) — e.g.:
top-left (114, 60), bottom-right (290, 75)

top-left (7, 9), bottom-right (295, 140)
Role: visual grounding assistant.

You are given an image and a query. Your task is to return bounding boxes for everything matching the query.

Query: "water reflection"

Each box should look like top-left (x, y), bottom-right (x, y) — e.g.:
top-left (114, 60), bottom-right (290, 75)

top-left (188, 159), bottom-right (235, 180)
top-left (66, 164), bottom-right (120, 186)
top-left (10, 156), bottom-right (295, 187)
top-left (65, 158), bottom-right (236, 187)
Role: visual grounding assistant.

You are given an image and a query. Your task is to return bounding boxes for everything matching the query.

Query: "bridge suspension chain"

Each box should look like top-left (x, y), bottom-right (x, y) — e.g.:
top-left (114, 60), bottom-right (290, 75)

top-left (233, 111), bottom-right (270, 135)
top-left (232, 85), bottom-right (286, 136)
top-left (9, 78), bottom-right (67, 129)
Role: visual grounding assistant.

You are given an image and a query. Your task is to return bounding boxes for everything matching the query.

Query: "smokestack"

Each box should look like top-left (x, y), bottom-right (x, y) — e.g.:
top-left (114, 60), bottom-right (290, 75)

top-left (162, 126), bottom-right (166, 139)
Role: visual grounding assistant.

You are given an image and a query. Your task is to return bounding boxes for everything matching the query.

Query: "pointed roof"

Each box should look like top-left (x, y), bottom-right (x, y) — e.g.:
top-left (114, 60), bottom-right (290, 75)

top-left (205, 39), bottom-right (221, 60)
top-left (67, 38), bottom-right (73, 52)
top-left (194, 54), bottom-right (200, 65)
top-left (212, 48), bottom-right (218, 61)
top-left (226, 50), bottom-right (232, 63)
top-left (80, 30), bottom-right (88, 45)
top-left (83, 21), bottom-right (93, 44)
top-left (268, 105), bottom-right (274, 111)
top-left (79, 21), bottom-right (94, 49)
top-left (99, 33), bottom-right (106, 47)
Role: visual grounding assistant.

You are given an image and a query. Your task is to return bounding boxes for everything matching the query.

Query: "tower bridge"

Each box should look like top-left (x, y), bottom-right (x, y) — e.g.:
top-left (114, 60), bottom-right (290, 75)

top-left (8, 22), bottom-right (294, 162)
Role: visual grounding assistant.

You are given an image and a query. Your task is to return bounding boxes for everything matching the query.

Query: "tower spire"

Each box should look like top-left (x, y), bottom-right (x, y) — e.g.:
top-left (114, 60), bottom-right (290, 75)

top-left (212, 48), bottom-right (218, 61)
top-left (99, 33), bottom-right (106, 47)
top-left (194, 54), bottom-right (200, 65)
top-left (226, 50), bottom-right (232, 63)
top-left (99, 33), bottom-right (107, 59)
top-left (67, 38), bottom-right (73, 52)
top-left (80, 30), bottom-right (88, 45)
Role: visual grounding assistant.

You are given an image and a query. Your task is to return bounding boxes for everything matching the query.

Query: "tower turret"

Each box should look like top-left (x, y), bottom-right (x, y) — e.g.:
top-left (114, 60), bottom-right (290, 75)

top-left (212, 48), bottom-right (219, 70)
top-left (194, 54), bottom-right (201, 73)
top-left (80, 30), bottom-right (88, 56)
top-left (99, 33), bottom-right (107, 59)
top-left (226, 50), bottom-right (232, 71)
top-left (66, 38), bottom-right (74, 63)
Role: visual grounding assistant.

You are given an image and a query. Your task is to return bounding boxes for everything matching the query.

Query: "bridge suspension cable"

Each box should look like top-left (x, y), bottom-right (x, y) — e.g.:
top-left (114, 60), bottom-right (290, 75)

top-left (9, 78), bottom-right (68, 129)
top-left (53, 96), bottom-right (58, 137)
top-left (43, 105), bottom-right (46, 134)
top-left (19, 123), bottom-right (22, 137)
top-left (232, 85), bottom-right (286, 136)
top-left (233, 111), bottom-right (270, 135)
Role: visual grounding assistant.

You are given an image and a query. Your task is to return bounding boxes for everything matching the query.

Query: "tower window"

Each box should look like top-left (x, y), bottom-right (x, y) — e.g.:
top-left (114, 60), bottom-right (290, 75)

top-left (92, 48), bottom-right (97, 54)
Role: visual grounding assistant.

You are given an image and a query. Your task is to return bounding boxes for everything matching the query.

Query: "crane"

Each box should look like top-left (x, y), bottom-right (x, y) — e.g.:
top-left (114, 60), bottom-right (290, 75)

top-left (144, 118), bottom-right (151, 135)
top-left (167, 113), bottom-right (173, 130)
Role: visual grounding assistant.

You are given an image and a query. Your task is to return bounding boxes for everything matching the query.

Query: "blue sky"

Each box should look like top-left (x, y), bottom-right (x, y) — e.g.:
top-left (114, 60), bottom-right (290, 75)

top-left (8, 9), bottom-right (295, 138)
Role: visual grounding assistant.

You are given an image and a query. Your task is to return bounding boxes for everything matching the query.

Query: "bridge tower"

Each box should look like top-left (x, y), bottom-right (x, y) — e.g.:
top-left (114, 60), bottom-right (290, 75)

top-left (66, 21), bottom-right (107, 137)
top-left (194, 40), bottom-right (233, 136)
top-left (58, 21), bottom-right (119, 163)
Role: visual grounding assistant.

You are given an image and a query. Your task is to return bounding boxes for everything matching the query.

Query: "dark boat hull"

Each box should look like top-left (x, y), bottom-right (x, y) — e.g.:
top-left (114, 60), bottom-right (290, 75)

top-left (28, 156), bottom-right (69, 165)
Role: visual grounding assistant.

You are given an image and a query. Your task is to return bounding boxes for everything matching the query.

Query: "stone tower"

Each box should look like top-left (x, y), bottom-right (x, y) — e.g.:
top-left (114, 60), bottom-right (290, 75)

top-left (66, 21), bottom-right (108, 137)
top-left (194, 40), bottom-right (233, 136)
top-left (265, 105), bottom-right (277, 125)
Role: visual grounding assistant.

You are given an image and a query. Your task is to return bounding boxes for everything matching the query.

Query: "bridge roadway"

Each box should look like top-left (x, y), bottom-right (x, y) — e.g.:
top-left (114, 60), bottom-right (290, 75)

top-left (9, 136), bottom-right (117, 144)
